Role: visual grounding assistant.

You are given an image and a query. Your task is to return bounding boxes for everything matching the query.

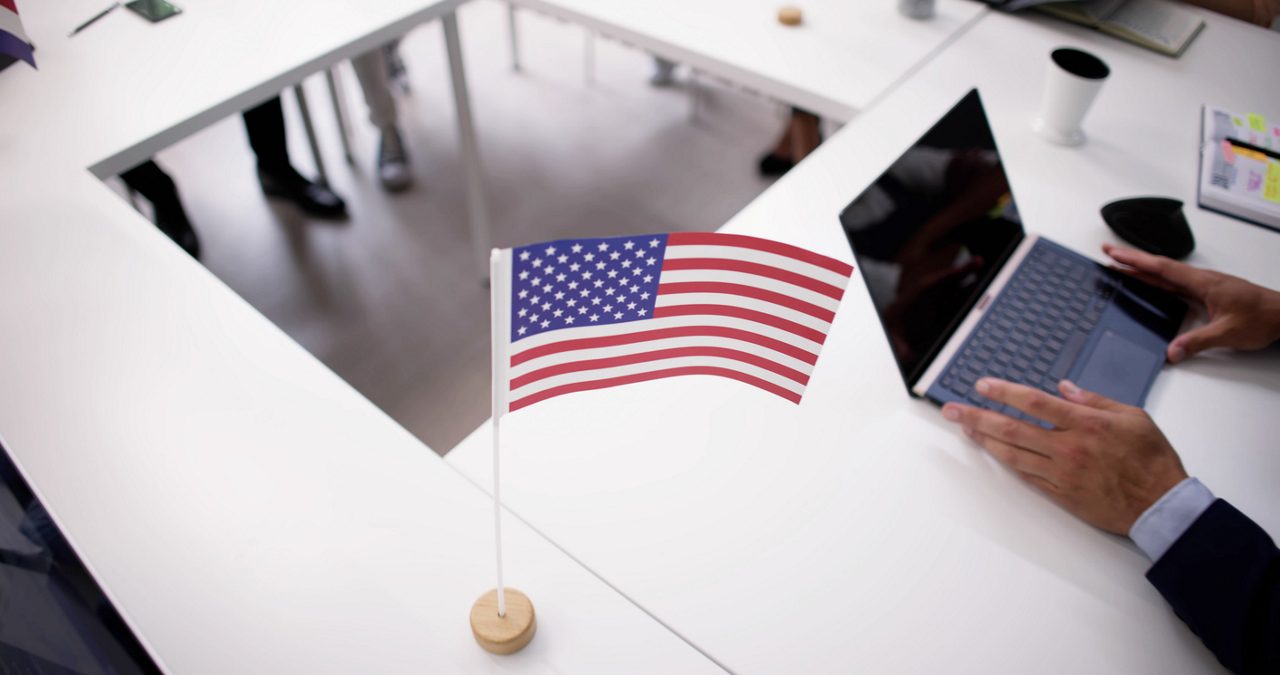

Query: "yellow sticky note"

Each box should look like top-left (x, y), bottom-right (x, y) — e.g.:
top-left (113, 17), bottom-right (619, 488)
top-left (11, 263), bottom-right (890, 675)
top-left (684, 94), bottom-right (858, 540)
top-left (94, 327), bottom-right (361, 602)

top-left (1248, 114), bottom-right (1267, 132)
top-left (1264, 161), bottom-right (1280, 205)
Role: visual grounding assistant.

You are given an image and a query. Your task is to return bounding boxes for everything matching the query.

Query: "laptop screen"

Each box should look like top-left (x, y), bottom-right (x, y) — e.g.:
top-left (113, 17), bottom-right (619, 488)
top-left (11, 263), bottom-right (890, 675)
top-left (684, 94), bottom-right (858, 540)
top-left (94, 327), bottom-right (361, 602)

top-left (840, 89), bottom-right (1024, 387)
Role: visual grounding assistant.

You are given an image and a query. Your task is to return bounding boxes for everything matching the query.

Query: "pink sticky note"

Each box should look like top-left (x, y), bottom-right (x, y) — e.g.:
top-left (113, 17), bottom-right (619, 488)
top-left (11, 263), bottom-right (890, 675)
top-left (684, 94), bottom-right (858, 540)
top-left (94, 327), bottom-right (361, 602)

top-left (1221, 140), bottom-right (1236, 164)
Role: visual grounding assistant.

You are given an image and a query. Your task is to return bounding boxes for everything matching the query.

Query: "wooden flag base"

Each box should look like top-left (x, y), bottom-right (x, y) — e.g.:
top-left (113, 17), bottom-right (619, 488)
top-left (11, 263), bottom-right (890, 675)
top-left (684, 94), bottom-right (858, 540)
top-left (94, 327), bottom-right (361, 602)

top-left (470, 588), bottom-right (536, 655)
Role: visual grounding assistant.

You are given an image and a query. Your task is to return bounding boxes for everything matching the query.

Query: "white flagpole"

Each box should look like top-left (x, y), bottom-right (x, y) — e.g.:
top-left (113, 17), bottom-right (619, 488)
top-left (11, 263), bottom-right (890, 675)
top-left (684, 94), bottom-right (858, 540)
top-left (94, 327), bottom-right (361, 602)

top-left (489, 249), bottom-right (509, 618)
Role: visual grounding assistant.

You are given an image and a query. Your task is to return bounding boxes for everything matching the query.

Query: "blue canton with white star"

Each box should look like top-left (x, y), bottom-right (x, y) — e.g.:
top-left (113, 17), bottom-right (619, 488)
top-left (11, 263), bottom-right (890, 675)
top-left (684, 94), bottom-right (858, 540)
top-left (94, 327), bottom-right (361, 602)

top-left (511, 234), bottom-right (669, 342)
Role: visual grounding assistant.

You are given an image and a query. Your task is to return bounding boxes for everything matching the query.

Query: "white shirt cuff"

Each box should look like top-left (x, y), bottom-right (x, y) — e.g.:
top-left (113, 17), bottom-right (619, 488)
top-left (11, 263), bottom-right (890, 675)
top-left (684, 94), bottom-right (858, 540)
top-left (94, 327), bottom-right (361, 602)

top-left (1128, 477), bottom-right (1216, 563)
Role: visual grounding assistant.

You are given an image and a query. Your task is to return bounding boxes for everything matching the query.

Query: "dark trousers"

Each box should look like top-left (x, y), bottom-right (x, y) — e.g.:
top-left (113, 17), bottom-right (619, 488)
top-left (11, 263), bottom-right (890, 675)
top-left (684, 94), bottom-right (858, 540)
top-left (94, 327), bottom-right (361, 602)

top-left (120, 96), bottom-right (290, 209)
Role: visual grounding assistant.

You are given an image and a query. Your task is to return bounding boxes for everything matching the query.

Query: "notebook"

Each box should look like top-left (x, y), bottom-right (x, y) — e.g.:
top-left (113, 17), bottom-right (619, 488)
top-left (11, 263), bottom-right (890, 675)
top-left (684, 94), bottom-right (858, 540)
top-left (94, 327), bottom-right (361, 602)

top-left (1199, 106), bottom-right (1280, 231)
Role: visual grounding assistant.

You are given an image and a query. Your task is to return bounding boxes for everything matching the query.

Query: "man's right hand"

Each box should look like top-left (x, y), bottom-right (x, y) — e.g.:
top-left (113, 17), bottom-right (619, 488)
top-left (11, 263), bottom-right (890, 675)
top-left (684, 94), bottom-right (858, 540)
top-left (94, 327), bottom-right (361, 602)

top-left (1104, 244), bottom-right (1280, 363)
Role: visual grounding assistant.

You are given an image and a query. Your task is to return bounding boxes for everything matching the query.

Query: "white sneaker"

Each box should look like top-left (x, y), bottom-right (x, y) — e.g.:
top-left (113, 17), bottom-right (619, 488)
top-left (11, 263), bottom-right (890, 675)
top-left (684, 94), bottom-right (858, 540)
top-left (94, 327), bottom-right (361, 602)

top-left (378, 128), bottom-right (412, 192)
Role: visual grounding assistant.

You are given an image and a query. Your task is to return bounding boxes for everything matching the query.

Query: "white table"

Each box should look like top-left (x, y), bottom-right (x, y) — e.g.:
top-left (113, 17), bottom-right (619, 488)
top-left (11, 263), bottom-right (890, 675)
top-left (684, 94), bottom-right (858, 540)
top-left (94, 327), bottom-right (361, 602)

top-left (448, 9), bottom-right (1280, 673)
top-left (0, 2), bottom-right (723, 672)
top-left (509, 0), bottom-right (989, 121)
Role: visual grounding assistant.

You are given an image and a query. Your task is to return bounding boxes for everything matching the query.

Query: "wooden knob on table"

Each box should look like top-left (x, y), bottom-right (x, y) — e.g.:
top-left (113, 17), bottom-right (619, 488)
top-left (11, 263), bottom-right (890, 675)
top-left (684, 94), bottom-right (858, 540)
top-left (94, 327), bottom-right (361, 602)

top-left (778, 6), bottom-right (803, 26)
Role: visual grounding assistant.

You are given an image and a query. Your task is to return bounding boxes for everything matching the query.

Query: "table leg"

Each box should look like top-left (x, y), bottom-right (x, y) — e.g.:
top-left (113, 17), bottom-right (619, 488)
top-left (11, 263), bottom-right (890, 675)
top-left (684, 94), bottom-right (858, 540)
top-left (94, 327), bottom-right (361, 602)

top-left (292, 83), bottom-right (330, 186)
top-left (325, 68), bottom-right (356, 166)
top-left (443, 11), bottom-right (494, 281)
top-left (507, 2), bottom-right (521, 72)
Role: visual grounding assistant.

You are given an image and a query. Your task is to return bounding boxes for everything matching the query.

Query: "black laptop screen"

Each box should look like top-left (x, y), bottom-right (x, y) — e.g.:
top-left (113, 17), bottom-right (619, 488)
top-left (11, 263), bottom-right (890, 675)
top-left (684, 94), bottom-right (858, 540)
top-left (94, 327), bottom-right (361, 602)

top-left (840, 89), bottom-right (1024, 387)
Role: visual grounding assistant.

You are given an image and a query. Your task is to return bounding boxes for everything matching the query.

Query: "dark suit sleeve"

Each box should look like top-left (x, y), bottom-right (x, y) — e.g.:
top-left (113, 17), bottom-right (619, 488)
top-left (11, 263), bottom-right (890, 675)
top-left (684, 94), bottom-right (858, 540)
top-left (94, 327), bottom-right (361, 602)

top-left (1146, 499), bottom-right (1280, 675)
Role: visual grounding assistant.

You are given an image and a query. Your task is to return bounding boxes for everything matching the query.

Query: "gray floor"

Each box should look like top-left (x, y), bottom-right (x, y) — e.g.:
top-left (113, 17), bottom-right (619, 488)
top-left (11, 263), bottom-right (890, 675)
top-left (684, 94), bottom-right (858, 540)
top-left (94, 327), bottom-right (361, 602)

top-left (146, 0), bottom-right (784, 454)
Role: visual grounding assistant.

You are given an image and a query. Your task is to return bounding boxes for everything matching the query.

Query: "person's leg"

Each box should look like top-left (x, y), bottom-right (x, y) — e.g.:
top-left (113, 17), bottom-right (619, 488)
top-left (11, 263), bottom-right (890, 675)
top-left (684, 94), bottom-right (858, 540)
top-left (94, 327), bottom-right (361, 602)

top-left (758, 107), bottom-right (822, 177)
top-left (241, 96), bottom-right (347, 218)
top-left (119, 160), bottom-right (200, 258)
top-left (650, 56), bottom-right (677, 87)
top-left (351, 49), bottom-right (411, 192)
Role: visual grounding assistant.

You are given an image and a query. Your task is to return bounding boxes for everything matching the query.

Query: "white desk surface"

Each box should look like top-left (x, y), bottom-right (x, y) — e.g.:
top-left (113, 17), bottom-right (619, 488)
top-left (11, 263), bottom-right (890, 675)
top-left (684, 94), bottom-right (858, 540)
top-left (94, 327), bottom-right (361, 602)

top-left (448, 10), bottom-right (1280, 674)
top-left (0, 2), bottom-right (722, 673)
top-left (511, 0), bottom-right (988, 121)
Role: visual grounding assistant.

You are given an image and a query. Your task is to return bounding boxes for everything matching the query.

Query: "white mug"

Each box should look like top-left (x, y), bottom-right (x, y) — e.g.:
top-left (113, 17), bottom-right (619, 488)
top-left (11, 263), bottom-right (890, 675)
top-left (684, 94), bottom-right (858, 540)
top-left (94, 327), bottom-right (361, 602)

top-left (1032, 47), bottom-right (1110, 146)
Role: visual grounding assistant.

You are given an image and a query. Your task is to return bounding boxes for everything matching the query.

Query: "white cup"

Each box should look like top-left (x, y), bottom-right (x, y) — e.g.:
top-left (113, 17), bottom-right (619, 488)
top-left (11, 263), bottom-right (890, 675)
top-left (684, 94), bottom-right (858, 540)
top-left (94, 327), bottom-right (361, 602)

top-left (1032, 47), bottom-right (1110, 146)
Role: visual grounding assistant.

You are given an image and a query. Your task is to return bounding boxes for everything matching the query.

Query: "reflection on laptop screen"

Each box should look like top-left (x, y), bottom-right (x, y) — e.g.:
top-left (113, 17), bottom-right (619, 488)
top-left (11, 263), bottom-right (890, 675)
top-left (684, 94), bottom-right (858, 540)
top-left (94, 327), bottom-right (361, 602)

top-left (840, 90), bottom-right (1024, 385)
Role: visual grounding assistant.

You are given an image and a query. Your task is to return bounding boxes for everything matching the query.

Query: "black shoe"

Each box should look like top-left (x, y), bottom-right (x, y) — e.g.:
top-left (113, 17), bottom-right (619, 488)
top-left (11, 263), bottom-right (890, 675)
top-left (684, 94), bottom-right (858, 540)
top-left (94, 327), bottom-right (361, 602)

top-left (257, 166), bottom-right (348, 219)
top-left (155, 205), bottom-right (201, 259)
top-left (758, 152), bottom-right (794, 177)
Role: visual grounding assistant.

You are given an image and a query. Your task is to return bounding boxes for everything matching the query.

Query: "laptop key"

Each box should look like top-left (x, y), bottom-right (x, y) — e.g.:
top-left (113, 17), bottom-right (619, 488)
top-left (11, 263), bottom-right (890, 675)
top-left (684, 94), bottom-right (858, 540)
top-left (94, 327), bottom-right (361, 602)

top-left (1051, 331), bottom-right (1090, 379)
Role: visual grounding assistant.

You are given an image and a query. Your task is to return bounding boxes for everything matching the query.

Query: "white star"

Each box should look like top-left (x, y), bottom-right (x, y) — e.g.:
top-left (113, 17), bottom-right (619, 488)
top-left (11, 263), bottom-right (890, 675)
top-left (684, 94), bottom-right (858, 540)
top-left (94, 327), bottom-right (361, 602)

top-left (518, 289), bottom-right (529, 299)
top-left (578, 306), bottom-right (588, 315)
top-left (584, 253), bottom-right (595, 262)
top-left (580, 289), bottom-right (590, 298)
top-left (632, 268), bottom-right (642, 276)
top-left (519, 251), bottom-right (531, 261)
top-left (637, 308), bottom-right (647, 316)
top-left (621, 260), bottom-right (632, 268)
top-left (569, 263), bottom-right (581, 272)
top-left (556, 274), bottom-right (567, 282)
top-left (604, 287), bottom-right (615, 296)
top-left (557, 254), bottom-right (568, 264)
top-left (629, 285), bottom-right (639, 293)
top-left (635, 250), bottom-right (645, 258)
top-left (541, 320), bottom-right (551, 328)
top-left (554, 291), bottom-right (565, 300)
top-left (531, 295), bottom-right (541, 304)
top-left (531, 277), bottom-right (541, 287)
top-left (616, 295), bottom-right (627, 304)
top-left (646, 257), bottom-right (656, 266)
top-left (624, 240), bottom-right (635, 250)
top-left (597, 242), bottom-right (609, 252)
top-left (545, 245), bottom-right (556, 256)
top-left (518, 326), bottom-right (528, 335)
top-left (518, 308), bottom-right (528, 317)
top-left (595, 261), bottom-right (606, 270)
top-left (609, 251), bottom-right (621, 260)
top-left (649, 239), bottom-right (660, 248)
top-left (543, 266), bottom-right (555, 276)
top-left (627, 302), bottom-right (637, 310)
top-left (614, 312), bottom-right (624, 319)
top-left (640, 292), bottom-right (651, 300)
top-left (519, 270), bottom-right (530, 280)
top-left (531, 313), bottom-right (540, 321)
top-left (566, 299), bottom-right (577, 307)
top-left (542, 284), bottom-right (552, 293)
top-left (571, 243), bottom-right (583, 253)
top-left (593, 279), bottom-right (604, 288)
top-left (565, 316), bottom-right (575, 324)
top-left (541, 302), bottom-right (551, 311)
top-left (589, 314), bottom-right (600, 322)
top-left (568, 281), bottom-right (579, 290)
top-left (643, 275), bottom-right (654, 283)
top-left (553, 309), bottom-right (563, 317)
top-left (604, 305), bottom-right (614, 312)
top-left (607, 269), bottom-right (619, 278)
top-left (582, 271), bottom-right (593, 280)
top-left (591, 297), bottom-right (602, 305)
top-left (532, 258), bottom-right (543, 267)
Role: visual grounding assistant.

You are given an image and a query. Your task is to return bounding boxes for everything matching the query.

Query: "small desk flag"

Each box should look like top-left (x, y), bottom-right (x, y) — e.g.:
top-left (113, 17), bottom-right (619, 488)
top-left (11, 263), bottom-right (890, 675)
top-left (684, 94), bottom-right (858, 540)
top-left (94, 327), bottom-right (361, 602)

top-left (491, 232), bottom-right (854, 414)
top-left (1, 0), bottom-right (35, 68)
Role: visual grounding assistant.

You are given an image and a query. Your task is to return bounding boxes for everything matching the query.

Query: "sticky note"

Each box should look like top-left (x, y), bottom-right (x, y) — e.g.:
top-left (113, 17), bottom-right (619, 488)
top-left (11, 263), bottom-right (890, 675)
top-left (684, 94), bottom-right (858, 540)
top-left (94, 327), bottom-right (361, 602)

top-left (1248, 114), bottom-right (1267, 132)
top-left (1221, 140), bottom-right (1236, 164)
top-left (1264, 161), bottom-right (1280, 205)
top-left (1233, 117), bottom-right (1243, 127)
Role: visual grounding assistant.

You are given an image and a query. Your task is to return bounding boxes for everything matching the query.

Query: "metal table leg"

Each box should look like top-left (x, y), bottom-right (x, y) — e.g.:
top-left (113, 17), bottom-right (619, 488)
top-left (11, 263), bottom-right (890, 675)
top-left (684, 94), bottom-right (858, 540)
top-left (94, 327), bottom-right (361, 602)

top-left (443, 11), bottom-right (494, 281)
top-left (292, 82), bottom-right (329, 186)
top-left (325, 68), bottom-right (356, 166)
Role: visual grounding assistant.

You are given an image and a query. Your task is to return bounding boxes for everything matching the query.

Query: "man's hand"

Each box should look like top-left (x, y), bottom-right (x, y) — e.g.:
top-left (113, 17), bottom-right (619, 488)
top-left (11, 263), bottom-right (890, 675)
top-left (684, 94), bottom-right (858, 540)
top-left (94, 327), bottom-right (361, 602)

top-left (1105, 244), bottom-right (1280, 363)
top-left (942, 378), bottom-right (1187, 535)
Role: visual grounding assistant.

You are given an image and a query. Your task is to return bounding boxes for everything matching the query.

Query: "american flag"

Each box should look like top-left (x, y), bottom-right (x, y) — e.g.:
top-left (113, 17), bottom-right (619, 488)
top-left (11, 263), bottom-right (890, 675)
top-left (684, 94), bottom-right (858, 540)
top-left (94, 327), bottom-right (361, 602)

top-left (0, 0), bottom-right (35, 68)
top-left (493, 232), bottom-right (854, 414)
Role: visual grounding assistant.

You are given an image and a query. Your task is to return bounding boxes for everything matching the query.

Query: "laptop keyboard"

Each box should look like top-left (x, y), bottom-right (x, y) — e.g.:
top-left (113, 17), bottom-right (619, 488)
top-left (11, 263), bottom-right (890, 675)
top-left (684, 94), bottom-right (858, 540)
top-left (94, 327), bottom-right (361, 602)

top-left (939, 241), bottom-right (1116, 421)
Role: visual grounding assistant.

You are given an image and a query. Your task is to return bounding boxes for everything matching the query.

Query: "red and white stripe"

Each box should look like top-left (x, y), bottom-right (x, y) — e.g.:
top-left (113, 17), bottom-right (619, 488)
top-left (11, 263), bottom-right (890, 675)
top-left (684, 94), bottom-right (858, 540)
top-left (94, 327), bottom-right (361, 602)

top-left (504, 233), bottom-right (853, 412)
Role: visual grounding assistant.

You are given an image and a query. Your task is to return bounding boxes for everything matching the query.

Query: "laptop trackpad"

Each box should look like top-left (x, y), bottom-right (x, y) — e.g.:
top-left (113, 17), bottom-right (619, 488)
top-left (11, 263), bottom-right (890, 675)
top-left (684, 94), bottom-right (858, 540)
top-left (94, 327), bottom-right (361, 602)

top-left (1075, 331), bottom-right (1162, 406)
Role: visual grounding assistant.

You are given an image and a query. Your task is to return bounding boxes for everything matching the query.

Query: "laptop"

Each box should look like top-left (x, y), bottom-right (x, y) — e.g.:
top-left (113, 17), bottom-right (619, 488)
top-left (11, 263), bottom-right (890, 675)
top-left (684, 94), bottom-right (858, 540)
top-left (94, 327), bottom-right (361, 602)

top-left (839, 89), bottom-right (1186, 421)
